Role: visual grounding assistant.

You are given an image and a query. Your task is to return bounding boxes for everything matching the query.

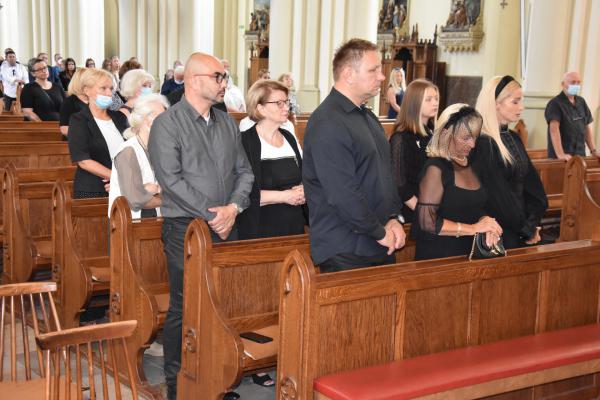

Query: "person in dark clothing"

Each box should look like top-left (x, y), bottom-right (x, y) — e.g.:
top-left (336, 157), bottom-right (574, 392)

top-left (20, 58), bottom-right (65, 121)
top-left (471, 75), bottom-right (548, 249)
top-left (303, 38), bottom-right (405, 273)
top-left (238, 79), bottom-right (306, 240)
top-left (167, 86), bottom-right (227, 112)
top-left (59, 67), bottom-right (89, 137)
top-left (413, 104), bottom-right (503, 260)
top-left (58, 58), bottom-right (76, 90)
top-left (390, 79), bottom-right (439, 223)
top-left (160, 65), bottom-right (184, 95)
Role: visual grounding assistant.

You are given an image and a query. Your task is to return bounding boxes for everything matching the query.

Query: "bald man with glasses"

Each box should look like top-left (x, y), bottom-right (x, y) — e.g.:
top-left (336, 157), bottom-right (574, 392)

top-left (149, 52), bottom-right (253, 400)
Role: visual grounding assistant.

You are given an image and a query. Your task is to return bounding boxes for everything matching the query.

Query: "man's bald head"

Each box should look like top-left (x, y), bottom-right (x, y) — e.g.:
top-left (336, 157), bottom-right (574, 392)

top-left (562, 71), bottom-right (581, 84)
top-left (561, 71), bottom-right (582, 96)
top-left (184, 53), bottom-right (224, 82)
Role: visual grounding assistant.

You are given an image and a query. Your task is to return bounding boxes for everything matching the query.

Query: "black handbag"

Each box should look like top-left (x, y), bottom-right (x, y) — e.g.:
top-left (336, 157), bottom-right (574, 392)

top-left (469, 233), bottom-right (506, 260)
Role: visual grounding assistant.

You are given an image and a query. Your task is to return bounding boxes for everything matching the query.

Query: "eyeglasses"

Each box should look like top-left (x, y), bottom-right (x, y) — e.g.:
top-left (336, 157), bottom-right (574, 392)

top-left (264, 99), bottom-right (290, 109)
top-left (32, 66), bottom-right (48, 73)
top-left (194, 72), bottom-right (228, 84)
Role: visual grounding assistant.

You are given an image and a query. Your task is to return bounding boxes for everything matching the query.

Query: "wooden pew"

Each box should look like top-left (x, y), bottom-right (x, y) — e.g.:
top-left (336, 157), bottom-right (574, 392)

top-left (527, 148), bottom-right (549, 160)
top-left (229, 112), bottom-right (247, 126)
top-left (0, 121), bottom-right (59, 129)
top-left (2, 163), bottom-right (76, 284)
top-left (0, 141), bottom-right (71, 244)
top-left (277, 240), bottom-right (600, 399)
top-left (177, 219), bottom-right (415, 399)
top-left (0, 115), bottom-right (25, 122)
top-left (52, 179), bottom-right (110, 329)
top-left (109, 196), bottom-right (168, 399)
top-left (0, 130), bottom-right (63, 142)
top-left (559, 156), bottom-right (600, 242)
top-left (294, 118), bottom-right (396, 148)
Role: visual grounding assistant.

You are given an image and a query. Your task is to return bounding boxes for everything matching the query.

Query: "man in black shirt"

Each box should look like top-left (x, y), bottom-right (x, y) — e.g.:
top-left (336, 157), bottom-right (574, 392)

top-left (303, 38), bottom-right (405, 273)
top-left (545, 71), bottom-right (597, 160)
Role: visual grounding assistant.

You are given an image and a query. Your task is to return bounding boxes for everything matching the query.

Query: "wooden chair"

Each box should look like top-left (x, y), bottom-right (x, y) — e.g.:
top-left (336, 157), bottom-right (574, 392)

top-left (0, 282), bottom-right (61, 386)
top-left (34, 320), bottom-right (139, 400)
top-left (52, 180), bottom-right (110, 329)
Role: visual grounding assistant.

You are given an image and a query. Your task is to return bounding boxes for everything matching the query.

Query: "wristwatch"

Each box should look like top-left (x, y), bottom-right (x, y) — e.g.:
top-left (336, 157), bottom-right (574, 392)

top-left (231, 203), bottom-right (243, 214)
top-left (388, 213), bottom-right (405, 224)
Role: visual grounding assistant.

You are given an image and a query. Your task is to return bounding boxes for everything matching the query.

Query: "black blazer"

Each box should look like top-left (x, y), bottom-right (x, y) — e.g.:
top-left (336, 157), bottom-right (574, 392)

top-left (68, 105), bottom-right (129, 194)
top-left (237, 125), bottom-right (304, 239)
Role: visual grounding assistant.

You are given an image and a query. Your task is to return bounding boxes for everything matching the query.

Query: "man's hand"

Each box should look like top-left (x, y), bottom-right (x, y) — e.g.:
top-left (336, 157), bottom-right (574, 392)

top-left (386, 219), bottom-right (406, 250)
top-left (592, 150), bottom-right (600, 160)
top-left (525, 226), bottom-right (542, 245)
top-left (208, 204), bottom-right (238, 240)
top-left (558, 154), bottom-right (572, 162)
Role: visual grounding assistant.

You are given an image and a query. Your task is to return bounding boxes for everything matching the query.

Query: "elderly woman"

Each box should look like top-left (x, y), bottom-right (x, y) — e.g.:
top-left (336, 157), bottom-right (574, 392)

top-left (108, 93), bottom-right (169, 218)
top-left (59, 67), bottom-right (88, 137)
top-left (118, 69), bottom-right (155, 117)
top-left (413, 104), bottom-right (503, 260)
top-left (20, 58), bottom-right (65, 121)
top-left (68, 68), bottom-right (128, 199)
top-left (471, 76), bottom-right (547, 248)
top-left (238, 79), bottom-right (306, 240)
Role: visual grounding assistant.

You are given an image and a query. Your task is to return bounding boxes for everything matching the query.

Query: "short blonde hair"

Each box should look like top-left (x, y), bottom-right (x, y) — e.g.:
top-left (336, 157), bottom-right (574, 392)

top-left (123, 93), bottom-right (170, 139)
top-left (120, 69), bottom-right (155, 98)
top-left (245, 80), bottom-right (289, 122)
top-left (427, 103), bottom-right (483, 160)
top-left (80, 68), bottom-right (114, 97)
top-left (67, 67), bottom-right (88, 97)
top-left (475, 76), bottom-right (520, 165)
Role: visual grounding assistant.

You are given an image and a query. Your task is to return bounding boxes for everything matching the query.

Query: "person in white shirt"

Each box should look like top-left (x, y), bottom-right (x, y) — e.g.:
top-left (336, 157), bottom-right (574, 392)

top-left (0, 50), bottom-right (29, 111)
top-left (220, 59), bottom-right (246, 112)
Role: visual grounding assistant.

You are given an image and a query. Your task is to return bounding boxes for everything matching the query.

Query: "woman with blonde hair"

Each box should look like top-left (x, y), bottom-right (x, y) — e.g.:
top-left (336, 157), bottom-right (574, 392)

top-left (108, 93), bottom-right (169, 218)
top-left (59, 67), bottom-right (88, 137)
top-left (386, 67), bottom-right (407, 119)
top-left (413, 104), bottom-right (502, 260)
top-left (472, 75), bottom-right (547, 249)
top-left (389, 79), bottom-right (439, 222)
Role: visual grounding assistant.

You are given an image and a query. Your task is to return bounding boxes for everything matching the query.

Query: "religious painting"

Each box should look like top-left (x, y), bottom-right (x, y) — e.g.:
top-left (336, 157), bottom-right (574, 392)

top-left (249, 0), bottom-right (270, 33)
top-left (378, 0), bottom-right (409, 35)
top-left (438, 0), bottom-right (484, 52)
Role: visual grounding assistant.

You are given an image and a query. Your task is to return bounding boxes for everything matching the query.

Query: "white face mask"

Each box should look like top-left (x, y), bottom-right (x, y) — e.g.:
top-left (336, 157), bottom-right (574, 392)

top-left (174, 78), bottom-right (184, 84)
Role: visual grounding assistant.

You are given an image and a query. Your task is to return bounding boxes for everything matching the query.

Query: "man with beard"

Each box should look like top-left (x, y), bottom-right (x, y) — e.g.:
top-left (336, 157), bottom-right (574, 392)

top-left (148, 52), bottom-right (254, 400)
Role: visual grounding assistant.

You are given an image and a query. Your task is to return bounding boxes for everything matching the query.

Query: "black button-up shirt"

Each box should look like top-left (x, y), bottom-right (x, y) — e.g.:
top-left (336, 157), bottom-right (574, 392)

top-left (302, 88), bottom-right (402, 264)
top-left (545, 91), bottom-right (593, 158)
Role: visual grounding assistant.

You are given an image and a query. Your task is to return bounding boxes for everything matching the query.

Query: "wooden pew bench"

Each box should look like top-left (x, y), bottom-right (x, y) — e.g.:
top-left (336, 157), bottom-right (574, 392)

top-left (0, 129), bottom-right (63, 142)
top-left (559, 156), bottom-right (600, 242)
top-left (294, 118), bottom-right (396, 149)
top-left (277, 240), bottom-right (600, 399)
top-left (177, 219), bottom-right (415, 399)
top-left (0, 141), bottom-right (71, 244)
top-left (314, 324), bottom-right (600, 399)
top-left (52, 179), bottom-right (110, 329)
top-left (0, 120), bottom-right (59, 129)
top-left (2, 163), bottom-right (75, 284)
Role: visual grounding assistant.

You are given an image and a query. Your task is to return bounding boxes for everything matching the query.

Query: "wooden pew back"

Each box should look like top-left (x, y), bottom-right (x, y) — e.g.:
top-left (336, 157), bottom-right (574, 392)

top-left (278, 240), bottom-right (600, 399)
top-left (0, 121), bottom-right (59, 129)
top-left (2, 163), bottom-right (76, 283)
top-left (0, 130), bottom-right (63, 142)
top-left (52, 180), bottom-right (110, 328)
top-left (295, 118), bottom-right (396, 149)
top-left (560, 156), bottom-right (600, 242)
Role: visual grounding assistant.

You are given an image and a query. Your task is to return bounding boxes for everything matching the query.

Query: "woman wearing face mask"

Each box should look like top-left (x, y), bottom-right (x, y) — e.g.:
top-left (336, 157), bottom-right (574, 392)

top-left (471, 76), bottom-right (547, 249)
top-left (68, 68), bottom-right (129, 199)
top-left (390, 79), bottom-right (439, 223)
top-left (108, 93), bottom-right (169, 218)
top-left (413, 104), bottom-right (503, 261)
top-left (118, 69), bottom-right (155, 117)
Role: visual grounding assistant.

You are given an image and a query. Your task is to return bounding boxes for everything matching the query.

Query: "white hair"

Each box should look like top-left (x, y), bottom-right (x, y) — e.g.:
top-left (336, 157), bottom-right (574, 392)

top-left (122, 94), bottom-right (170, 139)
top-left (174, 66), bottom-right (185, 76)
top-left (120, 69), bottom-right (155, 98)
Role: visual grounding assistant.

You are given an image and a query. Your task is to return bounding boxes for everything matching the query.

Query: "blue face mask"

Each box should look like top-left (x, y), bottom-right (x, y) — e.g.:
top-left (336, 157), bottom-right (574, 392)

top-left (95, 94), bottom-right (113, 109)
top-left (567, 84), bottom-right (581, 96)
top-left (140, 87), bottom-right (153, 96)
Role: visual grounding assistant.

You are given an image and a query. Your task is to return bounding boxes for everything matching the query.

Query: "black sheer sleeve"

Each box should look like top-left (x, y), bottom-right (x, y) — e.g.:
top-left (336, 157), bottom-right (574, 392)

top-left (415, 163), bottom-right (445, 234)
top-left (519, 145), bottom-right (548, 239)
top-left (390, 131), bottom-right (419, 202)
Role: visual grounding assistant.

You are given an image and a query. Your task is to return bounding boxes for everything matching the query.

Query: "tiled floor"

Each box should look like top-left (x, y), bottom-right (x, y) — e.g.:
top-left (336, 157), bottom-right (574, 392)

top-left (2, 321), bottom-right (275, 399)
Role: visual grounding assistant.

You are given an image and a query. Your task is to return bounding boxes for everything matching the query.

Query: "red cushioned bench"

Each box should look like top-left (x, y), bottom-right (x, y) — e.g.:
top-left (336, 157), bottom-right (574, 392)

top-left (314, 324), bottom-right (600, 400)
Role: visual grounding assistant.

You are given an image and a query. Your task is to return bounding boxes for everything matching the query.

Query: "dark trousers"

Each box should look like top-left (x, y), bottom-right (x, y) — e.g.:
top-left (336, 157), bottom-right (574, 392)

top-left (319, 252), bottom-right (396, 273)
top-left (2, 96), bottom-right (15, 111)
top-left (162, 217), bottom-right (238, 393)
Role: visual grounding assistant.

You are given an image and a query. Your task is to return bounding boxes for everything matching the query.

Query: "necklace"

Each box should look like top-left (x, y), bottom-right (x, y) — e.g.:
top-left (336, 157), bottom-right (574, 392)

top-left (451, 156), bottom-right (468, 167)
top-left (136, 134), bottom-right (149, 152)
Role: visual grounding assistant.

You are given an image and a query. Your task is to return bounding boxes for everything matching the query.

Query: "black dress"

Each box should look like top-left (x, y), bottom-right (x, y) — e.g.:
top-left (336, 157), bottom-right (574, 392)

top-left (20, 81), bottom-right (65, 121)
top-left (470, 127), bottom-right (547, 249)
top-left (413, 158), bottom-right (487, 260)
top-left (238, 125), bottom-right (306, 239)
top-left (390, 127), bottom-right (432, 223)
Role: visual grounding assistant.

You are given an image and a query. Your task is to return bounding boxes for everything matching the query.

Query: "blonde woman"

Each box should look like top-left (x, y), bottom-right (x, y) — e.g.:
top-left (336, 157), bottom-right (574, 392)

top-left (59, 67), bottom-right (88, 137)
top-left (108, 93), bottom-right (169, 218)
top-left (413, 104), bottom-right (502, 260)
top-left (472, 76), bottom-right (547, 249)
top-left (389, 79), bottom-right (439, 222)
top-left (386, 67), bottom-right (406, 119)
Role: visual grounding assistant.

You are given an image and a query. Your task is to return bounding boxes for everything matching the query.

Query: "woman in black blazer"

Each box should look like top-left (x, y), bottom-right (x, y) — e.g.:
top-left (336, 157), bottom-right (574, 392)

top-left (237, 80), bottom-right (306, 241)
top-left (68, 69), bottom-right (129, 199)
